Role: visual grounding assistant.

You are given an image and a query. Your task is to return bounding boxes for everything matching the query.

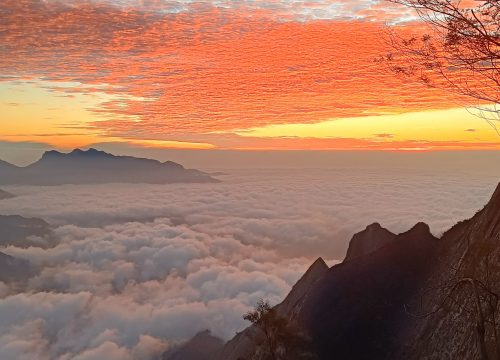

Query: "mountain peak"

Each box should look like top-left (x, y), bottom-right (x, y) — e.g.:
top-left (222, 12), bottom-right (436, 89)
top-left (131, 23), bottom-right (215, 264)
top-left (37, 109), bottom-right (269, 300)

top-left (41, 149), bottom-right (63, 158)
top-left (406, 222), bottom-right (431, 236)
top-left (344, 222), bottom-right (396, 261)
top-left (485, 182), bottom-right (500, 211)
top-left (277, 257), bottom-right (328, 317)
top-left (310, 257), bottom-right (328, 271)
top-left (42, 148), bottom-right (110, 159)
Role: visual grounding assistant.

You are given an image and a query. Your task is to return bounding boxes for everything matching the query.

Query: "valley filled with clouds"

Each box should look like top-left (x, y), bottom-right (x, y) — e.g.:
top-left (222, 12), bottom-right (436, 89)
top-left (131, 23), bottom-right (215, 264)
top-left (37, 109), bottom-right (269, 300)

top-left (0, 168), bottom-right (498, 359)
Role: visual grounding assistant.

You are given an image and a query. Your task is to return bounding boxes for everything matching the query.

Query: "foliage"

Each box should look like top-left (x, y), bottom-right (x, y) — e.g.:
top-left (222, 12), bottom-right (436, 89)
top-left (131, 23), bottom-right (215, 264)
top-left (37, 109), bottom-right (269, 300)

top-left (243, 299), bottom-right (315, 360)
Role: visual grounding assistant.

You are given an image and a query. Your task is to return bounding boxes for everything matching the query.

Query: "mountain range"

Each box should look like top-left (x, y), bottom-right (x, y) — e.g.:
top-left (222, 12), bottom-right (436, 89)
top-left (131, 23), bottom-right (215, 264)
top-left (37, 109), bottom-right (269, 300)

top-left (0, 148), bottom-right (218, 185)
top-left (0, 215), bottom-right (50, 282)
top-left (0, 215), bottom-right (52, 248)
top-left (166, 182), bottom-right (500, 360)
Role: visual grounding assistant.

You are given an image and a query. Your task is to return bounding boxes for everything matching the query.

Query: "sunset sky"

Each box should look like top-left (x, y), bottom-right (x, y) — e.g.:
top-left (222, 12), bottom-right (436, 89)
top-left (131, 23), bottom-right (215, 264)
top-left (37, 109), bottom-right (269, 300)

top-left (1, 0), bottom-right (499, 160)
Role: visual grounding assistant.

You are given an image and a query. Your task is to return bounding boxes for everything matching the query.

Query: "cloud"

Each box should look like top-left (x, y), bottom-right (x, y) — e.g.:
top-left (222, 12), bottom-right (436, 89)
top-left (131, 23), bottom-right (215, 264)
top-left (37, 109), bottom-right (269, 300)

top-left (0, 0), bottom-right (460, 140)
top-left (0, 169), bottom-right (498, 359)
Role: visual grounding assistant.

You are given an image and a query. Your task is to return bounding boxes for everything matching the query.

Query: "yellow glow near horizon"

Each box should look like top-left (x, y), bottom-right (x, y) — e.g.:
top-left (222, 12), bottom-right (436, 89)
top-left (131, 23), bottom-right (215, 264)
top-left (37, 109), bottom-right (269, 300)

top-left (0, 81), bottom-right (106, 148)
top-left (2, 81), bottom-right (499, 151)
top-left (0, 81), bottom-right (215, 150)
top-left (235, 107), bottom-right (500, 144)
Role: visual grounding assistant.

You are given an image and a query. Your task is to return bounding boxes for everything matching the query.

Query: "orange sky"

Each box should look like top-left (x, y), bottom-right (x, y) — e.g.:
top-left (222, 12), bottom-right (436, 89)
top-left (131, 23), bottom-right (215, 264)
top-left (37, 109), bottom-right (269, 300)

top-left (0, 0), bottom-right (498, 152)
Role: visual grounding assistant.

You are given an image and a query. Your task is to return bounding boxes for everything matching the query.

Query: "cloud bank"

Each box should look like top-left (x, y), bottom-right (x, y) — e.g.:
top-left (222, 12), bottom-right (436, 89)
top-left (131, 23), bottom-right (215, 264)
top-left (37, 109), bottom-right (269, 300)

top-left (0, 169), bottom-right (498, 359)
top-left (0, 0), bottom-right (457, 140)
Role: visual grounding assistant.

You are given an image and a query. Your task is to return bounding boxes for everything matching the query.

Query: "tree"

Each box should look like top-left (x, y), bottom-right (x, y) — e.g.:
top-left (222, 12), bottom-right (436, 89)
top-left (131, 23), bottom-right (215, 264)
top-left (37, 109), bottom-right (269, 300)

top-left (380, 0), bottom-right (499, 129)
top-left (243, 299), bottom-right (314, 360)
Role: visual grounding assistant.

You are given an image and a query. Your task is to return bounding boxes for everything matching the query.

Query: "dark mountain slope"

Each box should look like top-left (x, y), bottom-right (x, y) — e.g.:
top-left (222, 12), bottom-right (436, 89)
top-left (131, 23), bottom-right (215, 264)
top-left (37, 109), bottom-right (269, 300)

top-left (395, 183), bottom-right (500, 360)
top-left (0, 148), bottom-right (217, 185)
top-left (344, 222), bottom-right (397, 261)
top-left (300, 223), bottom-right (439, 360)
top-left (0, 215), bottom-right (51, 248)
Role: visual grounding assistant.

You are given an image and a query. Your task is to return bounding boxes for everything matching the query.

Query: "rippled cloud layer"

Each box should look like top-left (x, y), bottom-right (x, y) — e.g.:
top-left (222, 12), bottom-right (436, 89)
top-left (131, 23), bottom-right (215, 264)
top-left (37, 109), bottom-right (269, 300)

top-left (1, 0), bottom-right (458, 141)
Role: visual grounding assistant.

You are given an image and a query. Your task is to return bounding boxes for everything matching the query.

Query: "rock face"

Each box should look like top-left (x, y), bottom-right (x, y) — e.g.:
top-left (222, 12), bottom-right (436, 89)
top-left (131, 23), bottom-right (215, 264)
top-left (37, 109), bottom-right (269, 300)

top-left (344, 222), bottom-right (396, 261)
top-left (0, 215), bottom-right (51, 248)
top-left (0, 148), bottom-right (218, 185)
top-left (394, 183), bottom-right (500, 360)
top-left (162, 330), bottom-right (224, 360)
top-left (300, 222), bottom-right (439, 360)
top-left (276, 257), bottom-right (329, 318)
top-left (0, 189), bottom-right (14, 200)
top-left (214, 258), bottom-right (329, 360)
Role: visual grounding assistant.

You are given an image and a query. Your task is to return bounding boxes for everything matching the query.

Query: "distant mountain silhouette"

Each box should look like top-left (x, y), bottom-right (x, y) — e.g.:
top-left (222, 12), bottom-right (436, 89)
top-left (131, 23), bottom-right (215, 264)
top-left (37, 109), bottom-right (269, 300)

top-left (0, 188), bottom-right (15, 200)
top-left (0, 251), bottom-right (33, 283)
top-left (0, 148), bottom-right (218, 185)
top-left (210, 183), bottom-right (500, 360)
top-left (162, 330), bottom-right (224, 360)
top-left (0, 215), bottom-right (52, 248)
top-left (0, 215), bottom-right (46, 281)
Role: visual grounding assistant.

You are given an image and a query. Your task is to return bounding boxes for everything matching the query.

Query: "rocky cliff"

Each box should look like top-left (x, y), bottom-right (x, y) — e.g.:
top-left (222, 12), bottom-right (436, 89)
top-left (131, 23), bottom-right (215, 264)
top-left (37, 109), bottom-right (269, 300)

top-left (301, 222), bottom-right (439, 359)
top-left (395, 183), bottom-right (500, 360)
top-left (344, 222), bottom-right (396, 261)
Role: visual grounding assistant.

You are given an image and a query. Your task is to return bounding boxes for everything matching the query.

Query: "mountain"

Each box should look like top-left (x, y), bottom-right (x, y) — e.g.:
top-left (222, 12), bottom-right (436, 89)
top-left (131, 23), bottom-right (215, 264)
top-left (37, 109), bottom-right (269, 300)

top-left (0, 189), bottom-right (15, 200)
top-left (0, 215), bottom-right (48, 282)
top-left (0, 148), bottom-right (218, 185)
top-left (162, 330), bottom-right (224, 360)
top-left (300, 222), bottom-right (439, 359)
top-left (0, 215), bottom-right (52, 248)
top-left (213, 183), bottom-right (500, 360)
top-left (344, 222), bottom-right (396, 261)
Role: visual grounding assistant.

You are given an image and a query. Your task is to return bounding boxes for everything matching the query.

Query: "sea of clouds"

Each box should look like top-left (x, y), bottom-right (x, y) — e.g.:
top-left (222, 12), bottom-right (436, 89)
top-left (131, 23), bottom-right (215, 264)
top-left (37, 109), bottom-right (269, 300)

top-left (0, 168), bottom-right (498, 360)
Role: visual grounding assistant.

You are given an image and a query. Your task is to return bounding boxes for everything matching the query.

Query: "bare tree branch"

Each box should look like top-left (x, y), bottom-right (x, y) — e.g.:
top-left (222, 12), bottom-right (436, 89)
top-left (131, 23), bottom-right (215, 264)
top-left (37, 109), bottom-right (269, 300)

top-left (379, 0), bottom-right (500, 128)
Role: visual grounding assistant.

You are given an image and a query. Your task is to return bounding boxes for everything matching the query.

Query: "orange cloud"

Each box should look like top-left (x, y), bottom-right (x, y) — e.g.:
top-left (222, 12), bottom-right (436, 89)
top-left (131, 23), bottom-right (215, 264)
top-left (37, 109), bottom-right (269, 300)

top-left (0, 0), bottom-right (484, 147)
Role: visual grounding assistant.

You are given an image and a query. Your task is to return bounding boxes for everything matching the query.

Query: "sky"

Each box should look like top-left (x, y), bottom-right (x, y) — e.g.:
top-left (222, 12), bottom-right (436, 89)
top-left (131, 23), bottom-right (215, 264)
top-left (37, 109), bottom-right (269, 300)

top-left (1, 0), bottom-right (499, 161)
top-left (1, 2), bottom-right (499, 357)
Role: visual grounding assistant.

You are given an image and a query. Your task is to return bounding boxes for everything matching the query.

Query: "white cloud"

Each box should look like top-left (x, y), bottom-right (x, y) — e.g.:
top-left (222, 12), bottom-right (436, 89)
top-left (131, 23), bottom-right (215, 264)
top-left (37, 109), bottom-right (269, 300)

top-left (0, 169), bottom-right (497, 359)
